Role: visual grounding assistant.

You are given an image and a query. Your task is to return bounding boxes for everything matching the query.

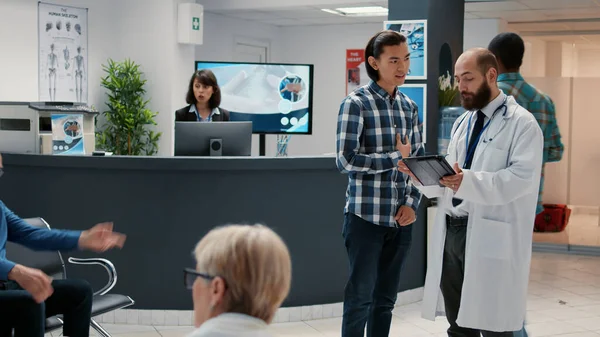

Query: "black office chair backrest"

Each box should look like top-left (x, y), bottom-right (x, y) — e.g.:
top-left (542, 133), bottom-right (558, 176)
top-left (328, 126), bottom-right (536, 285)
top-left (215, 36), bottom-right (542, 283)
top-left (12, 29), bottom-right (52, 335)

top-left (5, 217), bottom-right (66, 279)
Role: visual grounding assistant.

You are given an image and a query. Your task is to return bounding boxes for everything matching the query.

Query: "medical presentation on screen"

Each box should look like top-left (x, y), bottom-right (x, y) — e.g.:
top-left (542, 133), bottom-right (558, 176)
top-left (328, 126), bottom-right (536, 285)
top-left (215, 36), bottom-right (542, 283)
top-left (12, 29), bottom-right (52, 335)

top-left (195, 62), bottom-right (313, 134)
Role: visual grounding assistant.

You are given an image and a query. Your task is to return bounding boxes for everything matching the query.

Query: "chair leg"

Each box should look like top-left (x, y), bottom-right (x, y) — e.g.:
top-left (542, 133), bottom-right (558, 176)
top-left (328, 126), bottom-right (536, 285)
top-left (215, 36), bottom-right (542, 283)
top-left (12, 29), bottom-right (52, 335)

top-left (90, 319), bottom-right (111, 337)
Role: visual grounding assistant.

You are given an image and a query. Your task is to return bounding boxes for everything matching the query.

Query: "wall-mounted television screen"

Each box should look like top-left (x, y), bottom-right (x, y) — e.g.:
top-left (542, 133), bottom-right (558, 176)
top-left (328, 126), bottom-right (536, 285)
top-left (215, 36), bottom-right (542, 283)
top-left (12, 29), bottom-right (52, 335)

top-left (194, 61), bottom-right (314, 135)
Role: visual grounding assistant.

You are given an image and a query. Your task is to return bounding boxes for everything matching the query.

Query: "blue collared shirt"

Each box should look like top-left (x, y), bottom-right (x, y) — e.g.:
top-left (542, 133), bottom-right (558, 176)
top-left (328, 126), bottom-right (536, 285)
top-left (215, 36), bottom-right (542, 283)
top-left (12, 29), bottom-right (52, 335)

top-left (0, 200), bottom-right (81, 280)
top-left (336, 81), bottom-right (425, 227)
top-left (190, 105), bottom-right (220, 122)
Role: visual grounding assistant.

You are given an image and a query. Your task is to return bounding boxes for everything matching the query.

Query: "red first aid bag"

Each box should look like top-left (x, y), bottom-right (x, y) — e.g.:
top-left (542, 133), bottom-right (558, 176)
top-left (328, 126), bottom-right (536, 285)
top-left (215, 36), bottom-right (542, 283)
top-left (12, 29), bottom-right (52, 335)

top-left (534, 204), bottom-right (572, 232)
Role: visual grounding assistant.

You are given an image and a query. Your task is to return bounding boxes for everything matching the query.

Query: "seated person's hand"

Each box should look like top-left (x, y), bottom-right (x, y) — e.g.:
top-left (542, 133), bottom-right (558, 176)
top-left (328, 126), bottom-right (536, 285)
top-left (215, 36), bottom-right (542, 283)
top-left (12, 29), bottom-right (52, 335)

top-left (8, 264), bottom-right (53, 303)
top-left (78, 222), bottom-right (126, 253)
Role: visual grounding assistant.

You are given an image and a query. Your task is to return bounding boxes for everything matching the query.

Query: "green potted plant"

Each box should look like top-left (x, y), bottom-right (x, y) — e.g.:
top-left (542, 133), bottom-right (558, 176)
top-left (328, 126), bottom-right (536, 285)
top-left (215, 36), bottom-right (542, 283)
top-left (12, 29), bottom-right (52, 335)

top-left (96, 59), bottom-right (161, 155)
top-left (437, 70), bottom-right (463, 155)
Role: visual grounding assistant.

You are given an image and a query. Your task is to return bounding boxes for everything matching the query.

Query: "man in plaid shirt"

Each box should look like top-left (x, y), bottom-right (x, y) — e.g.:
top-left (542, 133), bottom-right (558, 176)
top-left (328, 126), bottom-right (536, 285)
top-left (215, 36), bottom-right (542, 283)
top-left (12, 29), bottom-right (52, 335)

top-left (336, 30), bottom-right (424, 337)
top-left (488, 33), bottom-right (564, 216)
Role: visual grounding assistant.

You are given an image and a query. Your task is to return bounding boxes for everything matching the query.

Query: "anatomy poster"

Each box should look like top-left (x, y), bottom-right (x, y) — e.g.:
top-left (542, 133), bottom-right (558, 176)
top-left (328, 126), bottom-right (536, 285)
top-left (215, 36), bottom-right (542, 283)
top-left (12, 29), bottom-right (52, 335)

top-left (384, 20), bottom-right (427, 80)
top-left (51, 114), bottom-right (85, 155)
top-left (38, 2), bottom-right (88, 103)
top-left (346, 49), bottom-right (367, 95)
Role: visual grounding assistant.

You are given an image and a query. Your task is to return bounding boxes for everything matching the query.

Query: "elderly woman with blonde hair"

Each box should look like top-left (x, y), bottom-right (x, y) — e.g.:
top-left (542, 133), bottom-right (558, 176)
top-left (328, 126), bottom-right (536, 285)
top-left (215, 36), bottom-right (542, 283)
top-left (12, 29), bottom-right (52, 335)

top-left (185, 224), bottom-right (292, 337)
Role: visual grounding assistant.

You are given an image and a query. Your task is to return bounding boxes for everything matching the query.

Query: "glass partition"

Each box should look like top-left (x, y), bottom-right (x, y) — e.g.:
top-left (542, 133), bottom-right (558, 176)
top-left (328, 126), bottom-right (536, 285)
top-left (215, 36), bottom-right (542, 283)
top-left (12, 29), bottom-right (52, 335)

top-left (526, 77), bottom-right (600, 249)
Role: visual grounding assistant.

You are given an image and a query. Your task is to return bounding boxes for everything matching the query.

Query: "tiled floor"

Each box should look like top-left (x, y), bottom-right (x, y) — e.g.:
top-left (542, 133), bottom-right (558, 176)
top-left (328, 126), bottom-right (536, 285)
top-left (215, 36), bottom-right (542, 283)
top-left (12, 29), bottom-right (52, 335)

top-left (46, 252), bottom-right (600, 337)
top-left (533, 208), bottom-right (600, 247)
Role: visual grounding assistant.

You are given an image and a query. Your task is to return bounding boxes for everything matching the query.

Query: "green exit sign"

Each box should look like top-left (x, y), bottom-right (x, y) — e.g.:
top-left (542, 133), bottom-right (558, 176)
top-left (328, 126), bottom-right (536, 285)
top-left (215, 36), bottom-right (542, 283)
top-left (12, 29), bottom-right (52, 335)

top-left (192, 17), bottom-right (200, 31)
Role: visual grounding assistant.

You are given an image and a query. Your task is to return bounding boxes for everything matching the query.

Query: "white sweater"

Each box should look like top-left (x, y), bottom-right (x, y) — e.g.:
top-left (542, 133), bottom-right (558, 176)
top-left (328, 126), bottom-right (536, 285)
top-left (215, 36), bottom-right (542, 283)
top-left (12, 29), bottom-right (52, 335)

top-left (186, 313), bottom-right (272, 337)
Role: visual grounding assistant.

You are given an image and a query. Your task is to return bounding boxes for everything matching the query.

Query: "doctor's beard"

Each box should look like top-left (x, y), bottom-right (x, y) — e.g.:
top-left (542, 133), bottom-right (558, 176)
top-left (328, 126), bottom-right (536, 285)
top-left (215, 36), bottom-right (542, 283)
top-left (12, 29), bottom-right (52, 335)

top-left (460, 80), bottom-right (491, 111)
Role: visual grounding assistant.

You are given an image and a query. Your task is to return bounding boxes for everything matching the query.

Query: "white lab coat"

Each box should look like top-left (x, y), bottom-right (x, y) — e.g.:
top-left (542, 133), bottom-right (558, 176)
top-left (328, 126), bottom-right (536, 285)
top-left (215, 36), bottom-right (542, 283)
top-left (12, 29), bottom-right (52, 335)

top-left (419, 95), bottom-right (543, 332)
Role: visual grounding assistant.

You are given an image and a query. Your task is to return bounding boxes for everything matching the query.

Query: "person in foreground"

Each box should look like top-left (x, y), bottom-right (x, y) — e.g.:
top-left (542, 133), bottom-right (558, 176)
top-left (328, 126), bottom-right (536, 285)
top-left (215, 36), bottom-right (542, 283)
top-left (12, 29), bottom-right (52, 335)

top-left (0, 154), bottom-right (127, 337)
top-left (399, 48), bottom-right (543, 336)
top-left (336, 30), bottom-right (424, 337)
top-left (176, 69), bottom-right (230, 122)
top-left (185, 224), bottom-right (291, 337)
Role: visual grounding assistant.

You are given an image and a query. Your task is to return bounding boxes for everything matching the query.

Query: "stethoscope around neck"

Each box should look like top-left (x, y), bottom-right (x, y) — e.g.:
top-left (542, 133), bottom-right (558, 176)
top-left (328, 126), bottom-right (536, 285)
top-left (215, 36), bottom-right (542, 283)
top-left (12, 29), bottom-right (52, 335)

top-left (452, 96), bottom-right (509, 169)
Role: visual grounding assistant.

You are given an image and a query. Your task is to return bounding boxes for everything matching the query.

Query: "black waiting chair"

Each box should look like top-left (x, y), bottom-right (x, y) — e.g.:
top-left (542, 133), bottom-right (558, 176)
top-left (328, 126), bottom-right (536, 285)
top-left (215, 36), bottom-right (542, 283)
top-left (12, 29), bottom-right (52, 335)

top-left (5, 217), bottom-right (134, 337)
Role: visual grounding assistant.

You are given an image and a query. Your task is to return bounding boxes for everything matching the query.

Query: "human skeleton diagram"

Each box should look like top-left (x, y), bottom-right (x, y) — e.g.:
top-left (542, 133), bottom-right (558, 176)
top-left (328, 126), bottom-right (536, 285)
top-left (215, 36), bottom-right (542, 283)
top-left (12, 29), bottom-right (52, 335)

top-left (47, 43), bottom-right (59, 101)
top-left (63, 46), bottom-right (70, 70)
top-left (74, 46), bottom-right (85, 102)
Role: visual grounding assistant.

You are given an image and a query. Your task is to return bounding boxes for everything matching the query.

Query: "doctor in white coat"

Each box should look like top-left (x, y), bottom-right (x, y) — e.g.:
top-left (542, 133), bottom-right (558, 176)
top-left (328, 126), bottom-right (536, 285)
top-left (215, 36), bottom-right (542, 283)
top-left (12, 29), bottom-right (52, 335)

top-left (399, 48), bottom-right (543, 336)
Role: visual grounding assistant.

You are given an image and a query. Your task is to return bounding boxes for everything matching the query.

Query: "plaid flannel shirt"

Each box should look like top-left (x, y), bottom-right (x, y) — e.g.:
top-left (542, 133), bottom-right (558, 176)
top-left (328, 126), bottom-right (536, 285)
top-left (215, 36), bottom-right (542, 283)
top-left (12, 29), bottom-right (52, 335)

top-left (498, 73), bottom-right (564, 214)
top-left (336, 81), bottom-right (425, 227)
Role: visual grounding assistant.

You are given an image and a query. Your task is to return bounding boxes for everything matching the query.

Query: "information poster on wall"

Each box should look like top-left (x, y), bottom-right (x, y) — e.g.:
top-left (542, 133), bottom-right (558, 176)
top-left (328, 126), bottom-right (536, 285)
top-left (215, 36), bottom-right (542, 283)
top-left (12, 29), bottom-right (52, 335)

top-left (346, 49), bottom-right (368, 95)
top-left (51, 114), bottom-right (85, 155)
top-left (384, 20), bottom-right (427, 80)
top-left (398, 84), bottom-right (427, 142)
top-left (38, 2), bottom-right (88, 103)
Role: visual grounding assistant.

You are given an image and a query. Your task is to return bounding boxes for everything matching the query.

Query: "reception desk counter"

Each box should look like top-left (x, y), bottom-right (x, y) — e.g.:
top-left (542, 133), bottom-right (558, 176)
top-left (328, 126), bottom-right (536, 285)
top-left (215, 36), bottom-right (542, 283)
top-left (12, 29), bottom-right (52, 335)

top-left (0, 153), bottom-right (427, 310)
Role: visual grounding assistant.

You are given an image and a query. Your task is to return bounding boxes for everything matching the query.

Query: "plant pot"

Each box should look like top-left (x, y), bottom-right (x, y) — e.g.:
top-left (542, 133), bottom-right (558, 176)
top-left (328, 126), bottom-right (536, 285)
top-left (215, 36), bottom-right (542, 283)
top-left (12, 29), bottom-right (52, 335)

top-left (437, 106), bottom-right (465, 155)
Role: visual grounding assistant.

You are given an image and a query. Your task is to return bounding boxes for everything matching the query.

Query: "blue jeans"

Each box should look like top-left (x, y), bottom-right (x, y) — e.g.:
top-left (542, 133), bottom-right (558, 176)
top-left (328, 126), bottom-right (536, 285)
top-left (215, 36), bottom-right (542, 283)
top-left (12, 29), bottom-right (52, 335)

top-left (341, 213), bottom-right (413, 337)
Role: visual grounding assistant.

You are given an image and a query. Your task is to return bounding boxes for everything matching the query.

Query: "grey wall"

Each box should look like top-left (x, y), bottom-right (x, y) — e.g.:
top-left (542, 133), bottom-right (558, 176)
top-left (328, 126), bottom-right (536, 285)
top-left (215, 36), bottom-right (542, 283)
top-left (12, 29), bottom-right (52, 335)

top-left (0, 154), bottom-right (428, 309)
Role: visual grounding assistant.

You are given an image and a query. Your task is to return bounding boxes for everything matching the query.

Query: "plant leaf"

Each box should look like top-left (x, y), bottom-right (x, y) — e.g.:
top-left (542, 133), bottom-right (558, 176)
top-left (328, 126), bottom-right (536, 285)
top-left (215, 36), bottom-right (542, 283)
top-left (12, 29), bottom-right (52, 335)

top-left (96, 58), bottom-right (161, 155)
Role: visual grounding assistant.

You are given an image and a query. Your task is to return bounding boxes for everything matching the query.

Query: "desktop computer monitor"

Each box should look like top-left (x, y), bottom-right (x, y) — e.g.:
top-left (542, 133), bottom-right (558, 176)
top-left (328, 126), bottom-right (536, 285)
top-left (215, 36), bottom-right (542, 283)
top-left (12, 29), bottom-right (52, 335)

top-left (174, 121), bottom-right (252, 156)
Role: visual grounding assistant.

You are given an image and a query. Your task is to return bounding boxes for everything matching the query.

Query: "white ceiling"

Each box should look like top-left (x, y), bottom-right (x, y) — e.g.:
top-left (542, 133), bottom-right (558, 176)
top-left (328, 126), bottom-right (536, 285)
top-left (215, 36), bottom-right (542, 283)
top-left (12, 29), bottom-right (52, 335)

top-left (202, 0), bottom-right (600, 46)
top-left (204, 0), bottom-right (600, 27)
top-left (205, 1), bottom-right (389, 26)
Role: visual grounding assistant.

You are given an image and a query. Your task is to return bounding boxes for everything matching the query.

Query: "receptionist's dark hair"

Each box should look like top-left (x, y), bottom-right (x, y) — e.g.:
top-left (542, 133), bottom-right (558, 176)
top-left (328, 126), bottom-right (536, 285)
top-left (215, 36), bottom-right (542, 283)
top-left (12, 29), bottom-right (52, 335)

top-left (186, 69), bottom-right (221, 109)
top-left (365, 30), bottom-right (407, 82)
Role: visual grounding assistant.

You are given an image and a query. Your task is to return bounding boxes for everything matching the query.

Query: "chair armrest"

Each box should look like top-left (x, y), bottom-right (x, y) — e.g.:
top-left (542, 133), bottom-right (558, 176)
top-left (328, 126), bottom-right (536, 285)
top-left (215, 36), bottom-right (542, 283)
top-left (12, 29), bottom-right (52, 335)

top-left (67, 257), bottom-right (117, 296)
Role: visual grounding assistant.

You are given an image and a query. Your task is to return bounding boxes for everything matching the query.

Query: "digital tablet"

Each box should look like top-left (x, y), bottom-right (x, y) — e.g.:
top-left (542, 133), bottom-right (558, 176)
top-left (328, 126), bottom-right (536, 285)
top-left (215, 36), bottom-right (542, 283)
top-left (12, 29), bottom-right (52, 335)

top-left (402, 155), bottom-right (456, 187)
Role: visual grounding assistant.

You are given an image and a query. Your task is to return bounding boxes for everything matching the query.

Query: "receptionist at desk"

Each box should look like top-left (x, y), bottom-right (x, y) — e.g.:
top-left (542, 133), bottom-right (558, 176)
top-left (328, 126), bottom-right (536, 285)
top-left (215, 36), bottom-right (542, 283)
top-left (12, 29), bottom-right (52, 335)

top-left (175, 69), bottom-right (230, 122)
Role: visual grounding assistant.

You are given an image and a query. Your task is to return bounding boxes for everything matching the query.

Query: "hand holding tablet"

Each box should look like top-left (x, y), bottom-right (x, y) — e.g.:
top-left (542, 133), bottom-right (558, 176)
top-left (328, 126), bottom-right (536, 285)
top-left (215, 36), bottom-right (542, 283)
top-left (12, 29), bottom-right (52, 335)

top-left (398, 155), bottom-right (456, 187)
